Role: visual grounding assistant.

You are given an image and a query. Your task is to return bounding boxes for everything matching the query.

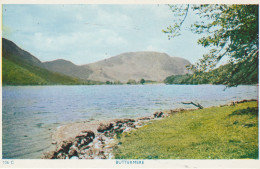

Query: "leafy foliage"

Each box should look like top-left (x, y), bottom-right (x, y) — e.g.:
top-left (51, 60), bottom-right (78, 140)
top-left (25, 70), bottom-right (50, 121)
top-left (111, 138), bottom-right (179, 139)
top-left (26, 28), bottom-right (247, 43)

top-left (126, 79), bottom-right (137, 85)
top-left (163, 5), bottom-right (259, 86)
top-left (164, 62), bottom-right (258, 85)
top-left (140, 78), bottom-right (145, 84)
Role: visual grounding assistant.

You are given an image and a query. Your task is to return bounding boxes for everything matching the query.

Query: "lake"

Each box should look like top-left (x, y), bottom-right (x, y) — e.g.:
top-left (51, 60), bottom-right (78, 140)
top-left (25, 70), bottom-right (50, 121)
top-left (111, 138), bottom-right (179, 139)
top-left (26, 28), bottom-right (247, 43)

top-left (2, 84), bottom-right (258, 159)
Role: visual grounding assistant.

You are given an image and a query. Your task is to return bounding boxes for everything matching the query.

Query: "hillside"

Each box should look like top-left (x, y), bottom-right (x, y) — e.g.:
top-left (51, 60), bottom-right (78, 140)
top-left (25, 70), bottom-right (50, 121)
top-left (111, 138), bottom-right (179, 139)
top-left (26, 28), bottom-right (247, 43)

top-left (2, 38), bottom-right (191, 84)
top-left (2, 58), bottom-right (47, 85)
top-left (44, 51), bottom-right (191, 83)
top-left (2, 38), bottom-right (95, 85)
top-left (2, 38), bottom-right (43, 68)
top-left (81, 51), bottom-right (190, 83)
top-left (43, 59), bottom-right (92, 80)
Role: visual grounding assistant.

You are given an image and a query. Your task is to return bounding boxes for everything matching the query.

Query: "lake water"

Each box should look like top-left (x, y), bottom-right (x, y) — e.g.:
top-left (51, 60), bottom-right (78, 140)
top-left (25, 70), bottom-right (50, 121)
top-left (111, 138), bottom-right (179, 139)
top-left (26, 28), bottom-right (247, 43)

top-left (2, 84), bottom-right (258, 159)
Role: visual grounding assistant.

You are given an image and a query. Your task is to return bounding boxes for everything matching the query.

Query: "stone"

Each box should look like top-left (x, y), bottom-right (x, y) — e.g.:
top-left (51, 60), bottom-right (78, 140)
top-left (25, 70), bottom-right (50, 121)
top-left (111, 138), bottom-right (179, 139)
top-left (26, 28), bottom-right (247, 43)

top-left (153, 112), bottom-right (164, 118)
top-left (75, 131), bottom-right (95, 146)
top-left (52, 141), bottom-right (57, 144)
top-left (70, 156), bottom-right (79, 159)
top-left (97, 123), bottom-right (113, 132)
top-left (118, 123), bottom-right (123, 127)
top-left (98, 150), bottom-right (106, 159)
top-left (80, 145), bottom-right (91, 150)
top-left (42, 151), bottom-right (57, 159)
top-left (68, 147), bottom-right (78, 158)
top-left (122, 119), bottom-right (135, 123)
top-left (138, 117), bottom-right (151, 121)
top-left (80, 130), bottom-right (95, 139)
top-left (126, 122), bottom-right (135, 128)
top-left (57, 140), bottom-right (73, 153)
top-left (57, 152), bottom-right (66, 159)
top-left (115, 128), bottom-right (123, 134)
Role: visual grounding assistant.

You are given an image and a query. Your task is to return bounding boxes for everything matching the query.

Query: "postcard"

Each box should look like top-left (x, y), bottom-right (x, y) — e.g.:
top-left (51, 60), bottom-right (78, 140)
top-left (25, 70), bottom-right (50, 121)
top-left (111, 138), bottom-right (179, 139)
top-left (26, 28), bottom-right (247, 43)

top-left (0, 0), bottom-right (259, 168)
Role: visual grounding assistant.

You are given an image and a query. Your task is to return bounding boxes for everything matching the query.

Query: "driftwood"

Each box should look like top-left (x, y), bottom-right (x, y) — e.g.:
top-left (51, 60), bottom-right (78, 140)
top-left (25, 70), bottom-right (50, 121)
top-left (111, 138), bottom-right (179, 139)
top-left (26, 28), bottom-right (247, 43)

top-left (182, 102), bottom-right (204, 109)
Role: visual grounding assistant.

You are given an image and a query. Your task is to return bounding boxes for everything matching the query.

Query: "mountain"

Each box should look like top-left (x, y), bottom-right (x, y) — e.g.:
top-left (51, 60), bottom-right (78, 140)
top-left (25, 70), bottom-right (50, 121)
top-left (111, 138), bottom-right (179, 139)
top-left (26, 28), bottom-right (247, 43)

top-left (2, 38), bottom-right (93, 85)
top-left (43, 59), bottom-right (92, 80)
top-left (44, 51), bottom-right (191, 83)
top-left (81, 51), bottom-right (191, 83)
top-left (2, 38), bottom-right (191, 84)
top-left (2, 38), bottom-right (43, 67)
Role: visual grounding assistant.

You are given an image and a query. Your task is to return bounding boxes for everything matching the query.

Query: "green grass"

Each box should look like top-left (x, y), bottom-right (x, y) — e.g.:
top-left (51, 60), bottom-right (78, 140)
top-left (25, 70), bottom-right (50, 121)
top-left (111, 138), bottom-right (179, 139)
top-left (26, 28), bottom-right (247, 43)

top-left (2, 58), bottom-right (48, 85)
top-left (114, 102), bottom-right (258, 159)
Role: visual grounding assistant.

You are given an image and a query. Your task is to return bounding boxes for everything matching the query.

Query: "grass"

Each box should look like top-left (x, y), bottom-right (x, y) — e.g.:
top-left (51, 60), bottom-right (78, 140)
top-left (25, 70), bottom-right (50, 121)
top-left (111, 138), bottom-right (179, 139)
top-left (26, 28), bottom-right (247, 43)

top-left (2, 58), bottom-right (48, 85)
top-left (114, 101), bottom-right (258, 159)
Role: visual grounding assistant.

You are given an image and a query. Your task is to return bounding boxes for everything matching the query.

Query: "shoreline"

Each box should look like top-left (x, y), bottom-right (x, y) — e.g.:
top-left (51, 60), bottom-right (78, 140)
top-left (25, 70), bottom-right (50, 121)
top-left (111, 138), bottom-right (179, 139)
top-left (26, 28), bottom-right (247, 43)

top-left (42, 99), bottom-right (257, 159)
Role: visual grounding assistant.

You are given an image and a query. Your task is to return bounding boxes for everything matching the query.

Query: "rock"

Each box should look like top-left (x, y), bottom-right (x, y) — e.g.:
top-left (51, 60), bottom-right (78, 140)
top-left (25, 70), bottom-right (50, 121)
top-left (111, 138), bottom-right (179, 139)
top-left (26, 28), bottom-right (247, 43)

top-left (153, 112), bottom-right (164, 118)
top-left (114, 119), bottom-right (123, 124)
top-left (80, 130), bottom-right (95, 139)
top-left (42, 151), bottom-right (57, 159)
top-left (110, 122), bottom-right (117, 126)
top-left (57, 152), bottom-right (66, 159)
top-left (97, 123), bottom-right (113, 132)
top-left (68, 147), bottom-right (78, 158)
top-left (122, 119), bottom-right (135, 123)
top-left (80, 145), bottom-right (91, 150)
top-left (115, 128), bottom-right (123, 134)
top-left (70, 156), bottom-right (79, 159)
top-left (52, 141), bottom-right (57, 144)
top-left (118, 123), bottom-right (123, 127)
top-left (126, 122), bottom-right (135, 128)
top-left (57, 140), bottom-right (73, 153)
top-left (80, 139), bottom-right (85, 145)
top-left (98, 150), bottom-right (106, 159)
top-left (75, 131), bottom-right (95, 146)
top-left (138, 117), bottom-right (151, 121)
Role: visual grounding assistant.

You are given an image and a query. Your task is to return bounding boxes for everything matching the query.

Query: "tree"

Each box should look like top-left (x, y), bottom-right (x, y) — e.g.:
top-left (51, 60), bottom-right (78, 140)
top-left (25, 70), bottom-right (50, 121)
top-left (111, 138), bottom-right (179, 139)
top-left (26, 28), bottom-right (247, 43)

top-left (163, 5), bottom-right (258, 87)
top-left (140, 78), bottom-right (145, 84)
top-left (127, 79), bottom-right (137, 85)
top-left (106, 81), bottom-right (112, 84)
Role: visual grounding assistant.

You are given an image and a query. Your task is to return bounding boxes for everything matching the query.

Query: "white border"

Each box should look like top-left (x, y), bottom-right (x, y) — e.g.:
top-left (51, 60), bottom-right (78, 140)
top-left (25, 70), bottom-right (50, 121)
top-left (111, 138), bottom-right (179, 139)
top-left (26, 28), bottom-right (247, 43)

top-left (0, 0), bottom-right (259, 168)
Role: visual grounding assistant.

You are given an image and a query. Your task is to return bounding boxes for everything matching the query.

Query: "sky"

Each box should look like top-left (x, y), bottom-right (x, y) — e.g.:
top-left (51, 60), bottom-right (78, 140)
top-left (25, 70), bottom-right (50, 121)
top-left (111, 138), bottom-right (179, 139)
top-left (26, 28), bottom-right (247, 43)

top-left (3, 4), bottom-right (210, 65)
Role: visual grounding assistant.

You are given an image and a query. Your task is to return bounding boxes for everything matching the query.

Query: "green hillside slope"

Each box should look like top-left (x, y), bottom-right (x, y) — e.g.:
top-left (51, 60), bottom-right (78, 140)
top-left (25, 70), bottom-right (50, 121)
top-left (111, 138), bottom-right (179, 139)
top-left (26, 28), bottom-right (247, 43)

top-left (2, 58), bottom-right (47, 85)
top-left (2, 38), bottom-right (101, 85)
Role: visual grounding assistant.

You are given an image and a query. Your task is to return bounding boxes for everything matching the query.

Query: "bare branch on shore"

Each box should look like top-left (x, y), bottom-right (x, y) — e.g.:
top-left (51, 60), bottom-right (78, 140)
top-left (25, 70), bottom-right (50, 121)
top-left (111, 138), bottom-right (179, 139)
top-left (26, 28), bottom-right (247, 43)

top-left (182, 102), bottom-right (204, 109)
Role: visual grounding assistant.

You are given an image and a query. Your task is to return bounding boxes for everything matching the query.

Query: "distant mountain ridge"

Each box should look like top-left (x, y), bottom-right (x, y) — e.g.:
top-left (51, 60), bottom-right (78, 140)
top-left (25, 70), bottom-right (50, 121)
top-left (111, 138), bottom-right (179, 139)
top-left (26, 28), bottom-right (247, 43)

top-left (2, 38), bottom-right (191, 84)
top-left (81, 51), bottom-right (191, 83)
top-left (43, 59), bottom-right (92, 80)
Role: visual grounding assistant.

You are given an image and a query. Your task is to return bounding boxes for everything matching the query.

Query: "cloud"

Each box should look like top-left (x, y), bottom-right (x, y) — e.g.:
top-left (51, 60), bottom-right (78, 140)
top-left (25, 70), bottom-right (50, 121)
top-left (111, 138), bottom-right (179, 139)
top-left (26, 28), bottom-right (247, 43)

top-left (3, 4), bottom-right (210, 65)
